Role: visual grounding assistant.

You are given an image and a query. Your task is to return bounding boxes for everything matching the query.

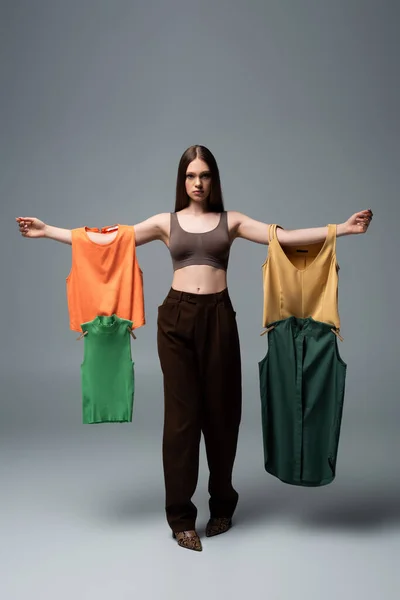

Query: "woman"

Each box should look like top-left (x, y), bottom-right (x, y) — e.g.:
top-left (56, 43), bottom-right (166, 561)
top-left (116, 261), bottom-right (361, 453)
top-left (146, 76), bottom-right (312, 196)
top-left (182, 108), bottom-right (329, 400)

top-left (16, 145), bottom-right (372, 552)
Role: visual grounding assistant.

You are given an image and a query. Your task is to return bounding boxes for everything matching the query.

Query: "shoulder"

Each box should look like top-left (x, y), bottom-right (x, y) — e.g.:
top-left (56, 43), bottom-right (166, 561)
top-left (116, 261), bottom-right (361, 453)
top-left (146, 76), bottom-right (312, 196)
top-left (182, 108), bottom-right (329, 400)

top-left (226, 210), bottom-right (245, 223)
top-left (134, 212), bottom-right (171, 229)
top-left (132, 213), bottom-right (172, 246)
top-left (151, 212), bottom-right (171, 224)
top-left (154, 212), bottom-right (172, 231)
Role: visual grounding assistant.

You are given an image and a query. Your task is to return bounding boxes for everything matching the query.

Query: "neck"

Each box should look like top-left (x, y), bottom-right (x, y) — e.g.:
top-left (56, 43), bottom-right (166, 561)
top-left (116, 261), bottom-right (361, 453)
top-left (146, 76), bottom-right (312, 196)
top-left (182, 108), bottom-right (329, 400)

top-left (185, 199), bottom-right (208, 215)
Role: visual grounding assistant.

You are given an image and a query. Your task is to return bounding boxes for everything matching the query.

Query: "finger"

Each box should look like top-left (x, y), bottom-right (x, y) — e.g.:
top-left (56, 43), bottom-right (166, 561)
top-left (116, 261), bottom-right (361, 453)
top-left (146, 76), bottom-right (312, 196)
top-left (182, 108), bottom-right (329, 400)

top-left (16, 217), bottom-right (35, 224)
top-left (355, 210), bottom-right (372, 219)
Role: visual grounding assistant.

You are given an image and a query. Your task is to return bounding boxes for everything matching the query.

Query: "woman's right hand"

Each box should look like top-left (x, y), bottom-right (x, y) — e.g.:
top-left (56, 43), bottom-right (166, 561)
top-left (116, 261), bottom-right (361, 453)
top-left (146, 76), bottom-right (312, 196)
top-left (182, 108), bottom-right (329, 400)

top-left (16, 217), bottom-right (47, 238)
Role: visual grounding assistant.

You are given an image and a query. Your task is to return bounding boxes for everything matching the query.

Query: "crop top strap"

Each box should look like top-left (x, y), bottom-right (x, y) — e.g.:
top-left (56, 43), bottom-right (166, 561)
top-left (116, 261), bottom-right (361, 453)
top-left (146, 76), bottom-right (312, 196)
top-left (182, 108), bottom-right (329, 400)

top-left (220, 210), bottom-right (228, 230)
top-left (169, 212), bottom-right (178, 234)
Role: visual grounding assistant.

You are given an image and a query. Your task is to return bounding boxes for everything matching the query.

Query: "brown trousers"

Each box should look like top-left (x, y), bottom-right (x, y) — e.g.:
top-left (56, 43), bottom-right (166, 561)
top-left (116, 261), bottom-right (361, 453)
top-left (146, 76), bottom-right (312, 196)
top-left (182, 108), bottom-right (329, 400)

top-left (157, 287), bottom-right (242, 532)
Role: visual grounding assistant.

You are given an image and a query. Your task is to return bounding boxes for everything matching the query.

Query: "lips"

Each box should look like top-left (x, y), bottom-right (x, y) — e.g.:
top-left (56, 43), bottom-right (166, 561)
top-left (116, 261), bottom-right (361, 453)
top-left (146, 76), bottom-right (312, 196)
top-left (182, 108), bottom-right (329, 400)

top-left (193, 191), bottom-right (203, 195)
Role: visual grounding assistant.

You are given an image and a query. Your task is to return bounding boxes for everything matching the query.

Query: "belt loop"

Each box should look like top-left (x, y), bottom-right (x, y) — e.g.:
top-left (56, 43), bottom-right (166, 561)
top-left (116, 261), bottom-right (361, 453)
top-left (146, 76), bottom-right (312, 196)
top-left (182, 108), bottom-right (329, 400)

top-left (178, 291), bottom-right (183, 303)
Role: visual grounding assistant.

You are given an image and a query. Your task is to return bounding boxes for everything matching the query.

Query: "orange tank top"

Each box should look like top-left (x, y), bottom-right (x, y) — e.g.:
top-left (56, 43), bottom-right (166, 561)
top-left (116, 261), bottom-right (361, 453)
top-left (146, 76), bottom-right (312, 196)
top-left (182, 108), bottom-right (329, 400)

top-left (262, 223), bottom-right (340, 329)
top-left (66, 224), bottom-right (145, 332)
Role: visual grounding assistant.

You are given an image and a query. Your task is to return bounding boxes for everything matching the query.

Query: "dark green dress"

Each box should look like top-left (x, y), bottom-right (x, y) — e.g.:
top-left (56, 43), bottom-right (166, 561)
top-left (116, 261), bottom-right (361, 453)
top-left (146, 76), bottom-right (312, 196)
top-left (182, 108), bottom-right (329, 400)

top-left (259, 317), bottom-right (346, 486)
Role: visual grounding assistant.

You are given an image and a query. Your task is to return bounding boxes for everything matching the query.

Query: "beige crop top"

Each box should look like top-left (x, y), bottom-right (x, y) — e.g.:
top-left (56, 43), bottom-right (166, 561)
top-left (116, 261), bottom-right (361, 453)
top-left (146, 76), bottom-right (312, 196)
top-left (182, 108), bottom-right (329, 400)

top-left (262, 223), bottom-right (341, 329)
top-left (169, 211), bottom-right (231, 271)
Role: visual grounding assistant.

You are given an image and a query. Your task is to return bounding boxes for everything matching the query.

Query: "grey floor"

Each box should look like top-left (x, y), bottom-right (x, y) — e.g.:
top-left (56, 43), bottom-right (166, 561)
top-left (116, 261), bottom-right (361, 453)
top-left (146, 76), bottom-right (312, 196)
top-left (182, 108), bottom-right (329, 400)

top-left (1, 368), bottom-right (399, 600)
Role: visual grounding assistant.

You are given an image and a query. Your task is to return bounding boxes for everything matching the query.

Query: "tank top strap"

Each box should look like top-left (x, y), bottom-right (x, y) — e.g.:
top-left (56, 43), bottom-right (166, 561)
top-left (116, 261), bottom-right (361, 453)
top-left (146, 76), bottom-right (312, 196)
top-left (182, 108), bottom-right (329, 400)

top-left (71, 227), bottom-right (87, 241)
top-left (328, 223), bottom-right (337, 251)
top-left (220, 210), bottom-right (228, 231)
top-left (169, 212), bottom-right (178, 234)
top-left (268, 224), bottom-right (282, 242)
top-left (322, 224), bottom-right (337, 257)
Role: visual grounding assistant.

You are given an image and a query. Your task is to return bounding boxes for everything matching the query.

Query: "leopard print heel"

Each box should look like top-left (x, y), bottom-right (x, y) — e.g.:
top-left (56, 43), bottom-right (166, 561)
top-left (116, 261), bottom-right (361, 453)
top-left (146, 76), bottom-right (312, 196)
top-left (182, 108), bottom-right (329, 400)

top-left (172, 530), bottom-right (203, 552)
top-left (205, 517), bottom-right (232, 537)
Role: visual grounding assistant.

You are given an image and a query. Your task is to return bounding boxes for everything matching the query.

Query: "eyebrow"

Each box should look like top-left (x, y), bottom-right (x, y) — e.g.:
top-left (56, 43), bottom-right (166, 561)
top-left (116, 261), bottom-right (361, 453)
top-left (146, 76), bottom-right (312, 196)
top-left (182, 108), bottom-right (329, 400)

top-left (186, 170), bottom-right (211, 175)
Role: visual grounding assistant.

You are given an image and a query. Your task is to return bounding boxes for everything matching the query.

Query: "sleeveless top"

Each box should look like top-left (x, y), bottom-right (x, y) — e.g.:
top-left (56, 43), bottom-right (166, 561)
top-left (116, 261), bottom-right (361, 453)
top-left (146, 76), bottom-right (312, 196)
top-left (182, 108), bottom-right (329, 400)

top-left (261, 223), bottom-right (340, 329)
top-left (169, 211), bottom-right (230, 271)
top-left (80, 314), bottom-right (134, 423)
top-left (66, 224), bottom-right (145, 332)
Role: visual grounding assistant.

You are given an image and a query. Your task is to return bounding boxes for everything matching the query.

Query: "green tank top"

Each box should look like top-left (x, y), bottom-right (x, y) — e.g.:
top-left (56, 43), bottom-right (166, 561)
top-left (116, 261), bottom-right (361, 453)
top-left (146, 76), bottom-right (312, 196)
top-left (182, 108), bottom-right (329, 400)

top-left (80, 315), bottom-right (135, 424)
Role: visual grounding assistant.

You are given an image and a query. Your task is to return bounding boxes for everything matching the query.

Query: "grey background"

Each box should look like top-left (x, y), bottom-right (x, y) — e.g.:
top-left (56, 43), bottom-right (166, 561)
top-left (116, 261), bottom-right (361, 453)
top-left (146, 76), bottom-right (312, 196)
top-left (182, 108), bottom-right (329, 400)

top-left (1, 0), bottom-right (399, 598)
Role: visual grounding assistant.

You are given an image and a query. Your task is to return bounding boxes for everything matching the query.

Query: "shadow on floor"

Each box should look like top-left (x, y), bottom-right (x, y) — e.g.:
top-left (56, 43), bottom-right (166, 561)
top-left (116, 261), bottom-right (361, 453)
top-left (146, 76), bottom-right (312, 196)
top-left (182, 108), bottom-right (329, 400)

top-left (297, 486), bottom-right (400, 530)
top-left (236, 476), bottom-right (400, 531)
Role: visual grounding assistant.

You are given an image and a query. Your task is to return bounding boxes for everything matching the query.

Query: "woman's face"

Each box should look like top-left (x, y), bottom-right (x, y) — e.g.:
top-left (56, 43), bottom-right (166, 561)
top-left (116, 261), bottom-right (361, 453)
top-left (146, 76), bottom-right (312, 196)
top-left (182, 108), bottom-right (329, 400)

top-left (185, 157), bottom-right (212, 203)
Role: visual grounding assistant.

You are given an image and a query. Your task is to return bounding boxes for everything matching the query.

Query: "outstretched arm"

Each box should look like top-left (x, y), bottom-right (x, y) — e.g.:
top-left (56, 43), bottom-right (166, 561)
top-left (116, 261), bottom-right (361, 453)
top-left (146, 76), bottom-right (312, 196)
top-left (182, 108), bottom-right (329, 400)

top-left (16, 213), bottom-right (171, 247)
top-left (230, 209), bottom-right (373, 245)
top-left (134, 213), bottom-right (170, 246)
top-left (16, 217), bottom-right (72, 244)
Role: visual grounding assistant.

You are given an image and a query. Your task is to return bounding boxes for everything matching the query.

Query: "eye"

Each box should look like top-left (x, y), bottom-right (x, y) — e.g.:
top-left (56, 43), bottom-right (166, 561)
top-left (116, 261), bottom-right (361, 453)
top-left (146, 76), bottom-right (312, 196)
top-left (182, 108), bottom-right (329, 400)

top-left (201, 174), bottom-right (211, 179)
top-left (186, 174), bottom-right (194, 179)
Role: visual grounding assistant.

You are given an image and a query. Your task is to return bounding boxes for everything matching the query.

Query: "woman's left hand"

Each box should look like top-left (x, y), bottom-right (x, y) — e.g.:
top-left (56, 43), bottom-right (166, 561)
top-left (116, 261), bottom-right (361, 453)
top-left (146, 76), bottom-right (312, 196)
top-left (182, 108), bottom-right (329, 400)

top-left (344, 209), bottom-right (373, 234)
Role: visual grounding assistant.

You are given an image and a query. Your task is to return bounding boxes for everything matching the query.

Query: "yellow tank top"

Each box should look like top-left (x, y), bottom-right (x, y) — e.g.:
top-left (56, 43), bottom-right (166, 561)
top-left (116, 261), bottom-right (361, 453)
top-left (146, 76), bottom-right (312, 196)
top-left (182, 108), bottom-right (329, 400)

top-left (261, 223), bottom-right (340, 329)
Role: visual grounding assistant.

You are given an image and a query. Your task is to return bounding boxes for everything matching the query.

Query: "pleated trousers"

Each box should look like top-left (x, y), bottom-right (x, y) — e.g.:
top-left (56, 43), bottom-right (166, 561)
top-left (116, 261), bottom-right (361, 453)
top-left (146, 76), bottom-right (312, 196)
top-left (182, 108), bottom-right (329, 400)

top-left (157, 287), bottom-right (242, 532)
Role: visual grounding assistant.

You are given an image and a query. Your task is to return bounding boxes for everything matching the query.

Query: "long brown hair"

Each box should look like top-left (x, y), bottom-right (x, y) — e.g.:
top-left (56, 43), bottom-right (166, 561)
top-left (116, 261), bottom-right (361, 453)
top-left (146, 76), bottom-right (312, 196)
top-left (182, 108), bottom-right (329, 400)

top-left (174, 145), bottom-right (225, 213)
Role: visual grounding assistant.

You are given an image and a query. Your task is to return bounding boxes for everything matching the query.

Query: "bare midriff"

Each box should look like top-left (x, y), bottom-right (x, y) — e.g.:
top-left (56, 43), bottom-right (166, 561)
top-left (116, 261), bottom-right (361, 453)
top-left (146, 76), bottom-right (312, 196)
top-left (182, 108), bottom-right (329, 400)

top-left (171, 265), bottom-right (228, 294)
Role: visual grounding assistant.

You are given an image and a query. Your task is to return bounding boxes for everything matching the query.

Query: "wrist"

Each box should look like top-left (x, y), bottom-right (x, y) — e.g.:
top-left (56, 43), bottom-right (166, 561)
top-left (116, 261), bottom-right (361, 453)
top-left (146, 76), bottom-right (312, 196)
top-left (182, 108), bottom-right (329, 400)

top-left (336, 222), bottom-right (350, 237)
top-left (43, 224), bottom-right (51, 238)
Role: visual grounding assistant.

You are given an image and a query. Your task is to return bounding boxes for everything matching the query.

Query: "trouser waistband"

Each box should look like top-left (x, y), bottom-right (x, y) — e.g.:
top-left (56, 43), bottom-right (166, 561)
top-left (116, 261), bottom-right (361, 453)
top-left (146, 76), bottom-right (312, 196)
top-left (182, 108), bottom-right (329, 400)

top-left (167, 287), bottom-right (230, 304)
